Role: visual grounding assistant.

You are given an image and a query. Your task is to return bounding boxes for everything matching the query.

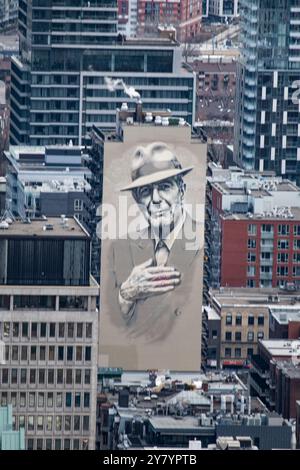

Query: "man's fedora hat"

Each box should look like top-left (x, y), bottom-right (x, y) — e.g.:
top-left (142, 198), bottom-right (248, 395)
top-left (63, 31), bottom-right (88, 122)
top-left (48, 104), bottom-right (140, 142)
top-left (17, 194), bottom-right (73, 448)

top-left (120, 142), bottom-right (193, 191)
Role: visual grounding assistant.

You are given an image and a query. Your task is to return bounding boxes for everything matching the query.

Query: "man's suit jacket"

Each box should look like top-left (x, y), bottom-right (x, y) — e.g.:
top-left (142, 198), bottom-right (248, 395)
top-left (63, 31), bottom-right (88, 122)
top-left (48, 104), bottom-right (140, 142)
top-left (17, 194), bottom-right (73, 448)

top-left (99, 215), bottom-right (204, 371)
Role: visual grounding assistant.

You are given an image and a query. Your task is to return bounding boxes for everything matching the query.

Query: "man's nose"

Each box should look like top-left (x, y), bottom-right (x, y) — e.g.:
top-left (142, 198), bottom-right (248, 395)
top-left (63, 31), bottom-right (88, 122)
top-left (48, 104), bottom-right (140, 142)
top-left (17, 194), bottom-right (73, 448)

top-left (151, 186), bottom-right (161, 203)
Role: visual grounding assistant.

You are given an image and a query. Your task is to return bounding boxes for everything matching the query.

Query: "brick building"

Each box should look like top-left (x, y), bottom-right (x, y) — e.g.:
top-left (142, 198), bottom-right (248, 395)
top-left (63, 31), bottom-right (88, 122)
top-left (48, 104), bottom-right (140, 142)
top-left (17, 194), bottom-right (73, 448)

top-left (250, 339), bottom-right (300, 418)
top-left (207, 166), bottom-right (300, 289)
top-left (207, 289), bottom-right (270, 368)
top-left (119, 1), bottom-right (202, 41)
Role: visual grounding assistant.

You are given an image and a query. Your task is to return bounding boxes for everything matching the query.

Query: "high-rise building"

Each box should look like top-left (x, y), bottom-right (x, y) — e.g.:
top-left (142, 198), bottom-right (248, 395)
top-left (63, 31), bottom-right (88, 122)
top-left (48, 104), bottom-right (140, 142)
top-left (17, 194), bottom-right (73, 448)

top-left (0, 0), bottom-right (18, 31)
top-left (11, 1), bottom-right (195, 147)
top-left (0, 405), bottom-right (25, 450)
top-left (235, 0), bottom-right (300, 183)
top-left (209, 0), bottom-right (239, 18)
top-left (0, 217), bottom-right (99, 450)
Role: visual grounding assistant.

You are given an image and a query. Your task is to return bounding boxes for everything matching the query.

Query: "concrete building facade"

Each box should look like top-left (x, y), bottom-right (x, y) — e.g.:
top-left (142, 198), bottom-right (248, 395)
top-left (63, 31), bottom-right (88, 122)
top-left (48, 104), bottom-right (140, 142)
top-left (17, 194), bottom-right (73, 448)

top-left (0, 217), bottom-right (99, 450)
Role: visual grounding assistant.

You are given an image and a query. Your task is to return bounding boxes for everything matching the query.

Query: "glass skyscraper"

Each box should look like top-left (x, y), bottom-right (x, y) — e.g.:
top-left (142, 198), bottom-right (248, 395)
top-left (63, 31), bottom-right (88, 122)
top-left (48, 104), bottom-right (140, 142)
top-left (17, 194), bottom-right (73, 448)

top-left (235, 0), bottom-right (300, 182)
top-left (10, 0), bottom-right (195, 146)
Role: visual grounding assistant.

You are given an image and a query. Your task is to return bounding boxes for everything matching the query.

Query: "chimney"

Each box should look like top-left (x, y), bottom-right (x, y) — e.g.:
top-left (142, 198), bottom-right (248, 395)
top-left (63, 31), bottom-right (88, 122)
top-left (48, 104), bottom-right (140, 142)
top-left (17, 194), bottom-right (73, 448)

top-left (135, 99), bottom-right (143, 123)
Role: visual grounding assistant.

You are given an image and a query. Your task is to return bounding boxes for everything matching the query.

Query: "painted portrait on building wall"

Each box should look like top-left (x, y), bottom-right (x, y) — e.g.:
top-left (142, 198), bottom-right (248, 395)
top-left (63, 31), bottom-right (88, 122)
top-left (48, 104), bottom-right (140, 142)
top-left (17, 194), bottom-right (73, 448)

top-left (99, 128), bottom-right (206, 371)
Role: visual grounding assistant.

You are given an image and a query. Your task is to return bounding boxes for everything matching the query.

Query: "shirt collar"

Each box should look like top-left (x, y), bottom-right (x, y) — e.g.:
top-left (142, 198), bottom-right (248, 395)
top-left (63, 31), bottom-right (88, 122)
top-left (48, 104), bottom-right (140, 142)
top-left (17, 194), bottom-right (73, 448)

top-left (153, 210), bottom-right (186, 251)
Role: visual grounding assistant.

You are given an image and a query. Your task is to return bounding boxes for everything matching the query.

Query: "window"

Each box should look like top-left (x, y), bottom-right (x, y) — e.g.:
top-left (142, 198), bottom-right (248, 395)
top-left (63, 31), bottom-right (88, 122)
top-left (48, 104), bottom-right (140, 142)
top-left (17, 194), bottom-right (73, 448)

top-left (236, 315), bottom-right (242, 326)
top-left (48, 370), bottom-right (54, 385)
top-left (85, 347), bottom-right (91, 361)
top-left (49, 323), bottom-right (56, 338)
top-left (84, 393), bottom-right (90, 408)
top-left (31, 346), bottom-right (37, 361)
top-left (28, 416), bottom-right (34, 431)
top-left (12, 346), bottom-right (18, 361)
top-left (247, 265), bottom-right (256, 277)
top-left (36, 439), bottom-right (43, 450)
top-left (257, 331), bottom-right (264, 340)
top-left (212, 330), bottom-right (218, 339)
top-left (30, 369), bottom-right (36, 384)
top-left (20, 346), bottom-right (28, 361)
top-left (293, 253), bottom-right (300, 263)
top-left (258, 315), bottom-right (265, 326)
top-left (74, 416), bottom-right (80, 431)
top-left (225, 348), bottom-right (231, 358)
top-left (20, 393), bottom-right (26, 408)
top-left (248, 315), bottom-right (254, 326)
top-left (37, 416), bottom-right (43, 431)
top-left (56, 416), bottom-right (62, 432)
top-left (277, 253), bottom-right (288, 263)
top-left (247, 348), bottom-right (253, 357)
top-left (46, 345), bottom-right (54, 361)
top-left (226, 314), bottom-right (232, 325)
top-left (55, 439), bottom-right (61, 450)
top-left (58, 346), bottom-right (64, 361)
top-left (76, 346), bottom-right (82, 361)
top-left (75, 393), bottom-right (81, 408)
top-left (74, 199), bottom-right (83, 211)
top-left (278, 224), bottom-right (290, 235)
top-left (66, 392), bottom-right (72, 408)
top-left (75, 369), bottom-right (82, 384)
top-left (76, 323), bottom-right (83, 338)
top-left (235, 348), bottom-right (241, 358)
top-left (247, 279), bottom-right (256, 288)
top-left (56, 392), bottom-right (62, 407)
top-left (235, 332), bottom-right (242, 342)
top-left (247, 331), bottom-right (254, 342)
top-left (83, 416), bottom-right (89, 432)
top-left (225, 332), bottom-right (232, 341)
top-left (38, 392), bottom-right (44, 408)
top-left (67, 323), bottom-right (74, 338)
top-left (11, 369), bottom-right (18, 384)
top-left (21, 369), bottom-right (27, 384)
top-left (40, 323), bottom-right (47, 337)
top-left (278, 239), bottom-right (289, 250)
top-left (67, 346), bottom-right (73, 361)
top-left (12, 323), bottom-right (19, 337)
top-left (65, 416), bottom-right (71, 432)
top-left (294, 225), bottom-right (300, 236)
top-left (294, 239), bottom-right (300, 250)
top-left (84, 369), bottom-right (91, 385)
top-left (248, 224), bottom-right (257, 235)
top-left (86, 323), bottom-right (92, 339)
top-left (57, 369), bottom-right (63, 384)
top-left (39, 346), bottom-right (46, 361)
top-left (66, 370), bottom-right (72, 384)
top-left (248, 252), bottom-right (256, 263)
top-left (262, 224), bottom-right (273, 233)
top-left (248, 239), bottom-right (256, 249)
top-left (31, 323), bottom-right (38, 338)
top-left (277, 266), bottom-right (289, 276)
top-left (39, 369), bottom-right (45, 385)
top-left (46, 439), bottom-right (52, 450)
top-left (22, 322), bottom-right (28, 337)
top-left (58, 323), bottom-right (65, 338)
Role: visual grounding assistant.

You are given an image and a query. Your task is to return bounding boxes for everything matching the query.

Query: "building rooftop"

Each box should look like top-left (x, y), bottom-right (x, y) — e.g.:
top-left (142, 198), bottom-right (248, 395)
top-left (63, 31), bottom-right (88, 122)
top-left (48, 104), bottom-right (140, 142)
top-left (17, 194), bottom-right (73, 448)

top-left (210, 288), bottom-right (300, 308)
top-left (204, 306), bottom-right (221, 321)
top-left (269, 308), bottom-right (300, 325)
top-left (0, 217), bottom-right (89, 239)
top-left (260, 339), bottom-right (300, 358)
top-left (274, 361), bottom-right (300, 379)
top-left (148, 416), bottom-right (204, 431)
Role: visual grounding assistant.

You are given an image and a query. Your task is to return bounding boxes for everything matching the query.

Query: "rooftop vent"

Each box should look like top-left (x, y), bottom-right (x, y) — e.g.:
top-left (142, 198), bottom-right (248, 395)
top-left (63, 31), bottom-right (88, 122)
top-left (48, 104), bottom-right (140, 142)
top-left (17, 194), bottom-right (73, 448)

top-left (43, 224), bottom-right (54, 231)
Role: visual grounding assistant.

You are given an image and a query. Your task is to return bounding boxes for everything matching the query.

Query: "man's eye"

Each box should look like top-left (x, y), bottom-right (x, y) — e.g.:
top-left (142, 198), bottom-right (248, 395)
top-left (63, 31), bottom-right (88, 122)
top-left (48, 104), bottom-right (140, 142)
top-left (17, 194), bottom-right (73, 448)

top-left (159, 183), bottom-right (171, 191)
top-left (139, 188), bottom-right (151, 197)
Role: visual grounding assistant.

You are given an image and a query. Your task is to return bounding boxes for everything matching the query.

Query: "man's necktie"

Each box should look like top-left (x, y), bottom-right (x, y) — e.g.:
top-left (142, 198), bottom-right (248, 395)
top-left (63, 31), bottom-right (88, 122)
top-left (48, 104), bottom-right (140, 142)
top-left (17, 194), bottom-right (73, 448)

top-left (155, 240), bottom-right (169, 266)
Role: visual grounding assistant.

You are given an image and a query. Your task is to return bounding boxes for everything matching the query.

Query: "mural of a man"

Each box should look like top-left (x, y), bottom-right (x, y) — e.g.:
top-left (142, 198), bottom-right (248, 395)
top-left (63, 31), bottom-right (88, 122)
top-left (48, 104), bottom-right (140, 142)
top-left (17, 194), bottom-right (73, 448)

top-left (106, 142), bottom-right (202, 343)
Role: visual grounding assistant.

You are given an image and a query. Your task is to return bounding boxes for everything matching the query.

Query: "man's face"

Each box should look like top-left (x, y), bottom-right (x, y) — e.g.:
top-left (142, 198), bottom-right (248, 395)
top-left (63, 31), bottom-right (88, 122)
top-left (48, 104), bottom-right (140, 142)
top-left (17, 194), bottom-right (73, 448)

top-left (134, 177), bottom-right (184, 235)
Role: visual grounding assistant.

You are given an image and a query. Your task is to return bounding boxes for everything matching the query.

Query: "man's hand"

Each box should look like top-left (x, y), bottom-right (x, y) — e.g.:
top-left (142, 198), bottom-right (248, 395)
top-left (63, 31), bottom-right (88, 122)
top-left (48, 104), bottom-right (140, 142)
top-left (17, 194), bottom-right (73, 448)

top-left (120, 258), bottom-right (181, 304)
